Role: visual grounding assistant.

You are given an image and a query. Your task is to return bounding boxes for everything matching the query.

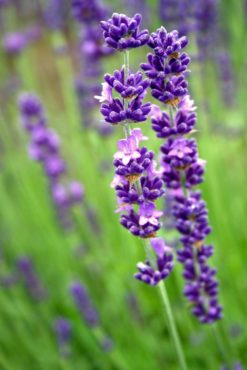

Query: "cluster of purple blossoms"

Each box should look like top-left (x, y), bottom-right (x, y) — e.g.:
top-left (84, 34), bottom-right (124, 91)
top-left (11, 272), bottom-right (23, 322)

top-left (99, 69), bottom-right (151, 125)
top-left (18, 93), bottom-right (84, 229)
top-left (100, 13), bottom-right (149, 50)
top-left (141, 27), bottom-right (190, 107)
top-left (145, 27), bottom-right (222, 323)
top-left (135, 238), bottom-right (173, 286)
top-left (72, 0), bottom-right (113, 134)
top-left (100, 13), bottom-right (174, 287)
top-left (54, 318), bottom-right (72, 357)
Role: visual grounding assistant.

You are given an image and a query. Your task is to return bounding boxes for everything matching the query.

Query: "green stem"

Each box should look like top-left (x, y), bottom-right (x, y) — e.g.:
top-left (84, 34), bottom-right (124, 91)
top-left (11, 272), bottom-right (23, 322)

top-left (124, 50), bottom-right (130, 81)
top-left (158, 281), bottom-right (188, 370)
top-left (212, 323), bottom-right (233, 368)
top-left (169, 105), bottom-right (175, 127)
top-left (123, 50), bottom-right (131, 137)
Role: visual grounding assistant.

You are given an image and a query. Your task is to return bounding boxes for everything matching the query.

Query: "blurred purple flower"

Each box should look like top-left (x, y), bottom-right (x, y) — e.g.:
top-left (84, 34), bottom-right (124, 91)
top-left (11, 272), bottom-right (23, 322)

top-left (17, 257), bottom-right (47, 301)
top-left (54, 317), bottom-right (72, 357)
top-left (70, 281), bottom-right (99, 327)
top-left (3, 32), bottom-right (27, 55)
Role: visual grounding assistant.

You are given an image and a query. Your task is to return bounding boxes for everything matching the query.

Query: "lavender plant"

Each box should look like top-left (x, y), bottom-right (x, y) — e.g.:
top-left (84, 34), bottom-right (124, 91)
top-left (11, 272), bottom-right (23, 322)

top-left (98, 12), bottom-right (188, 370)
top-left (18, 93), bottom-right (84, 230)
top-left (141, 26), bottom-right (222, 324)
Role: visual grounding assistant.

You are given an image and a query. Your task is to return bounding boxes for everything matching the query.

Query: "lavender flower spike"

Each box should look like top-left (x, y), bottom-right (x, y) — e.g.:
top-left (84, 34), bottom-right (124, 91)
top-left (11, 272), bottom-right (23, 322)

top-left (70, 281), bottom-right (99, 327)
top-left (145, 26), bottom-right (222, 324)
top-left (17, 257), bottom-right (47, 301)
top-left (99, 12), bottom-right (187, 369)
top-left (19, 93), bottom-right (84, 230)
top-left (54, 318), bottom-right (71, 357)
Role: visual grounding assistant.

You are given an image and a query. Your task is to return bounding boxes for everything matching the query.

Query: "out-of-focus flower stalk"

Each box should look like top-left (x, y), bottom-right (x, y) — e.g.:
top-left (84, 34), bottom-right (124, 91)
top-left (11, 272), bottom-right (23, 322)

top-left (18, 93), bottom-right (84, 231)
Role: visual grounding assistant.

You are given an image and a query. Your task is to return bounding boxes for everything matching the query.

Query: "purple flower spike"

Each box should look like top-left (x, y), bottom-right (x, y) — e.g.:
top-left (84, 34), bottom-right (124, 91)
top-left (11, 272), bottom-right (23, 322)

top-left (135, 238), bottom-right (173, 285)
top-left (17, 257), bottom-right (47, 301)
top-left (54, 318), bottom-right (71, 357)
top-left (144, 22), bottom-right (222, 323)
top-left (100, 13), bottom-right (149, 50)
top-left (19, 92), bottom-right (84, 230)
top-left (70, 281), bottom-right (99, 327)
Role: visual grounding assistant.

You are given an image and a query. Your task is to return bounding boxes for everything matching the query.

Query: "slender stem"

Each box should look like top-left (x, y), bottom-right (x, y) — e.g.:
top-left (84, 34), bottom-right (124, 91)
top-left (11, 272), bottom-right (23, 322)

top-left (123, 50), bottom-right (131, 137)
top-left (212, 323), bottom-right (233, 368)
top-left (169, 105), bottom-right (175, 127)
top-left (124, 50), bottom-right (130, 81)
top-left (124, 124), bottom-right (132, 138)
top-left (143, 239), bottom-right (156, 267)
top-left (158, 281), bottom-right (188, 370)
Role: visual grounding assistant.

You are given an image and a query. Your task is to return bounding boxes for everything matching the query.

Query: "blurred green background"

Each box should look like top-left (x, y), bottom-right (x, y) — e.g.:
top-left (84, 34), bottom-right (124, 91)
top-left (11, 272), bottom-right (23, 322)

top-left (0, 0), bottom-right (246, 369)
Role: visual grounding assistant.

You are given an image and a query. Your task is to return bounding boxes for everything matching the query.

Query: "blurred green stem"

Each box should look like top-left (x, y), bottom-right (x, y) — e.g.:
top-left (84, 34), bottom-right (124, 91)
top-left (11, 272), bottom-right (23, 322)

top-left (158, 281), bottom-right (188, 370)
top-left (212, 323), bottom-right (233, 368)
